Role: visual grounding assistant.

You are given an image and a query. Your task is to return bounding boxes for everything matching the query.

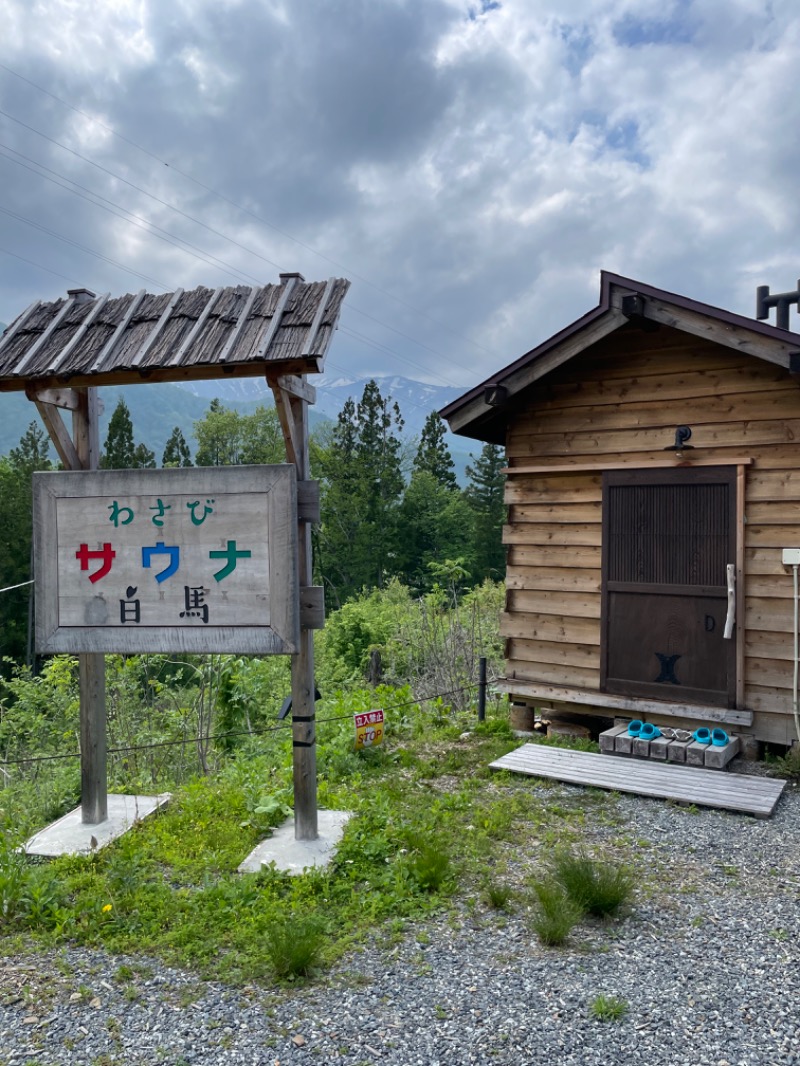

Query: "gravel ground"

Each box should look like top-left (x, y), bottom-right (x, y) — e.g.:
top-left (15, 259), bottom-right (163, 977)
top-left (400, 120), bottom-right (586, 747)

top-left (2, 767), bottom-right (799, 1066)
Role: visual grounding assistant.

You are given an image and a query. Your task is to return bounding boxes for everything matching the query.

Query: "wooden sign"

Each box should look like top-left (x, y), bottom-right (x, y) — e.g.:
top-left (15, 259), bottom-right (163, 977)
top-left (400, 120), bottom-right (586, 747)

top-left (33, 466), bottom-right (299, 655)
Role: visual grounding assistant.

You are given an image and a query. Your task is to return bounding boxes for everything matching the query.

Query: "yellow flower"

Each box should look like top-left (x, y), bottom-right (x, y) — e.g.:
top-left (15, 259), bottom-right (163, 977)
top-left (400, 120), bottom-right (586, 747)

top-left (102, 904), bottom-right (113, 913)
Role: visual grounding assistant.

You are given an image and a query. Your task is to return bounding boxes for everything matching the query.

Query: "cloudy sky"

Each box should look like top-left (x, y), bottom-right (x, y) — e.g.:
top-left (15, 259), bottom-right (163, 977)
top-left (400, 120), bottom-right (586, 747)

top-left (1, 0), bottom-right (799, 393)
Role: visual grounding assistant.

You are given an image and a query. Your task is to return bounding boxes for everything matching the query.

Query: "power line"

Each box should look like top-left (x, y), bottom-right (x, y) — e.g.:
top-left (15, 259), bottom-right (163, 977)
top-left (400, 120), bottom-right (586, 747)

top-left (0, 245), bottom-right (78, 286)
top-left (0, 114), bottom-right (469, 384)
top-left (0, 143), bottom-right (265, 287)
top-left (0, 61), bottom-right (495, 364)
top-left (0, 204), bottom-right (170, 290)
top-left (0, 683), bottom-right (480, 768)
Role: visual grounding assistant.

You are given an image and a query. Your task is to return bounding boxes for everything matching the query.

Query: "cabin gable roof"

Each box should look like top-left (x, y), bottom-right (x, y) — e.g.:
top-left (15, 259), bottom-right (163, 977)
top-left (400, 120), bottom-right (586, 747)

top-left (442, 271), bottom-right (800, 443)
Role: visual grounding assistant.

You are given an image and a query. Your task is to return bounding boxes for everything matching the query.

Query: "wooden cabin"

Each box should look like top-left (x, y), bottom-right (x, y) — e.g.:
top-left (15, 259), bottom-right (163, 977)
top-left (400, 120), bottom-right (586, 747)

top-left (442, 272), bottom-right (800, 748)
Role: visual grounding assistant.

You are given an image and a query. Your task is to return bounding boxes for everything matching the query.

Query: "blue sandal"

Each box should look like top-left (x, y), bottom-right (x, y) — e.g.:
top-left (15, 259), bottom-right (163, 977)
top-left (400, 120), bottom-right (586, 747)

top-left (711, 728), bottom-right (729, 747)
top-left (627, 719), bottom-right (644, 737)
top-left (693, 727), bottom-right (711, 744)
top-left (639, 723), bottom-right (662, 740)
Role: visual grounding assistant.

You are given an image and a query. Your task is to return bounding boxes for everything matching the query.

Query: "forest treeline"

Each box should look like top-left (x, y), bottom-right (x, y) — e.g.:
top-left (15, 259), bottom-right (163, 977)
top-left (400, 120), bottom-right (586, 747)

top-left (0, 379), bottom-right (505, 663)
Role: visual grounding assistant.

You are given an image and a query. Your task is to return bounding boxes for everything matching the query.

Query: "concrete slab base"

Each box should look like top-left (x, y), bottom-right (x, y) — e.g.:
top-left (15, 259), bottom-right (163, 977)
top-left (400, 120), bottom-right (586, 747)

top-left (24, 793), bottom-right (171, 858)
top-left (238, 809), bottom-right (352, 875)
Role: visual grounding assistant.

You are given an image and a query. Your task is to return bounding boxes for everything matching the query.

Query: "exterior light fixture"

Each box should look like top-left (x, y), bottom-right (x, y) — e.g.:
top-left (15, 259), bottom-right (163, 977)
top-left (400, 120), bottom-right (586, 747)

top-left (664, 425), bottom-right (694, 459)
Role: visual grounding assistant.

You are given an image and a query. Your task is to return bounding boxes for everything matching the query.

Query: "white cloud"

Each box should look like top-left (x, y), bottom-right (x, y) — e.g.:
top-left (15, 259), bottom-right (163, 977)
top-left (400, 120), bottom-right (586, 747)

top-left (1, 0), bottom-right (800, 385)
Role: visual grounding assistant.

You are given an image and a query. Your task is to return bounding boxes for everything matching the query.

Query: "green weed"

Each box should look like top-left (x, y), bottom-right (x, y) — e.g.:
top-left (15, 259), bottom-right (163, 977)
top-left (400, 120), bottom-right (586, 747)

top-left (529, 879), bottom-right (582, 946)
top-left (404, 834), bottom-right (454, 893)
top-left (590, 994), bottom-right (627, 1021)
top-left (550, 849), bottom-right (634, 918)
top-left (483, 882), bottom-right (514, 911)
top-left (263, 914), bottom-right (326, 979)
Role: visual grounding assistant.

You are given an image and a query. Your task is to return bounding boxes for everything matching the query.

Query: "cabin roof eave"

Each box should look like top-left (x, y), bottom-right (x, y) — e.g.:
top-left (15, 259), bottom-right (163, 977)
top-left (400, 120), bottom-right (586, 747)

top-left (441, 271), bottom-right (800, 441)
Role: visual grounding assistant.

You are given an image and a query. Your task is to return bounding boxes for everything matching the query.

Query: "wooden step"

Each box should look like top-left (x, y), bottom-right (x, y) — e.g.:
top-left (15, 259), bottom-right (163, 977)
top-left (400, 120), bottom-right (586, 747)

top-left (490, 743), bottom-right (786, 818)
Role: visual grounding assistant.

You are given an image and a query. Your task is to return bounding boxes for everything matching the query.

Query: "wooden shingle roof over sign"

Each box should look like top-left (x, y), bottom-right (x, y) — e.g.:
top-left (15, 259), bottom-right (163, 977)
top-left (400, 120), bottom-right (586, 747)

top-left (0, 273), bottom-right (349, 391)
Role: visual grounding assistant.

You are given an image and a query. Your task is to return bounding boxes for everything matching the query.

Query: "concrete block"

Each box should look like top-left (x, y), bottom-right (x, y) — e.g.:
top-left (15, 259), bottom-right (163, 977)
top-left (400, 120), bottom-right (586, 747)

top-left (633, 737), bottom-right (652, 759)
top-left (649, 736), bottom-right (672, 761)
top-left (686, 741), bottom-right (708, 767)
top-left (704, 735), bottom-right (741, 769)
top-left (25, 793), bottom-right (170, 858)
top-left (614, 731), bottom-right (634, 755)
top-left (667, 740), bottom-right (689, 764)
top-left (238, 809), bottom-right (352, 876)
top-left (599, 725), bottom-right (628, 754)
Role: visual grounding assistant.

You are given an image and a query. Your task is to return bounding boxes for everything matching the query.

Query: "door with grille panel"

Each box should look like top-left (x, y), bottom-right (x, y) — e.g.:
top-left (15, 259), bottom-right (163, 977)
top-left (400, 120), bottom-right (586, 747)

top-left (601, 467), bottom-right (737, 707)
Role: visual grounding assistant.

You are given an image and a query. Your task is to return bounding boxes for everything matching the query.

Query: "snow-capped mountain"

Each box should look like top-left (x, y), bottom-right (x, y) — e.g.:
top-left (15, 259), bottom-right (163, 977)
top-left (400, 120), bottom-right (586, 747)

top-left (174, 374), bottom-right (465, 438)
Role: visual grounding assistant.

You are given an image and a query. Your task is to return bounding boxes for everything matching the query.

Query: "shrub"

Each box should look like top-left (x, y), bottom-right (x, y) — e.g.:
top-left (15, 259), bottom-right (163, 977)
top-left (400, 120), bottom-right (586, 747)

top-left (550, 850), bottom-right (633, 918)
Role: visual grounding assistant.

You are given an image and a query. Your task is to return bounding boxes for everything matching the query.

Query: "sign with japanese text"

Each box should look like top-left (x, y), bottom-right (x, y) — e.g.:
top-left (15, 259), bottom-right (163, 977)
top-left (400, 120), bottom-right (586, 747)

top-left (354, 709), bottom-right (384, 750)
top-left (33, 466), bottom-right (299, 655)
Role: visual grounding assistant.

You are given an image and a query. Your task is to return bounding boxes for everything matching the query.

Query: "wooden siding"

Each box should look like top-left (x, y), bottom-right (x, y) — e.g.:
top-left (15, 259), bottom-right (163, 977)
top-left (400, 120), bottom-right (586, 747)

top-left (503, 326), bottom-right (800, 744)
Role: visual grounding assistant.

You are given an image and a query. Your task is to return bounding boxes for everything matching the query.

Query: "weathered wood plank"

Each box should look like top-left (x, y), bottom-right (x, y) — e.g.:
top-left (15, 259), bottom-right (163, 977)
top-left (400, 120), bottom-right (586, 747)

top-left (505, 589), bottom-right (602, 618)
top-left (744, 547), bottom-right (800, 575)
top-left (506, 637), bottom-right (600, 669)
top-left (744, 657), bottom-right (794, 690)
top-left (504, 474), bottom-right (602, 503)
top-left (508, 419), bottom-right (800, 457)
top-left (508, 545), bottom-right (601, 568)
top-left (532, 360), bottom-right (796, 409)
top-left (746, 501), bottom-right (800, 525)
top-left (745, 597), bottom-right (796, 632)
top-left (509, 389), bottom-right (800, 436)
top-left (508, 503), bottom-right (601, 524)
top-left (500, 612), bottom-right (601, 645)
top-left (503, 524), bottom-right (602, 546)
top-left (490, 745), bottom-right (785, 817)
top-left (565, 341), bottom-right (755, 379)
top-left (745, 631), bottom-right (794, 659)
top-left (493, 679), bottom-right (754, 726)
top-left (746, 526), bottom-right (800, 547)
top-left (506, 660), bottom-right (598, 688)
top-left (747, 470), bottom-right (800, 501)
top-left (505, 566), bottom-right (601, 593)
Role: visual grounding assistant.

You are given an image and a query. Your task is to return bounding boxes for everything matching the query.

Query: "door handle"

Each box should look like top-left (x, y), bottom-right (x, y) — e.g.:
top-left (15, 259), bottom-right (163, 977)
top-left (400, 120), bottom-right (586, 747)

top-left (724, 563), bottom-right (736, 639)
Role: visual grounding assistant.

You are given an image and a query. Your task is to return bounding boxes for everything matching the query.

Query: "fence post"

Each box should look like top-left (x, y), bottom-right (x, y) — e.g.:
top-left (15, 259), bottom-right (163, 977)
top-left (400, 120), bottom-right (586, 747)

top-left (477, 656), bottom-right (487, 722)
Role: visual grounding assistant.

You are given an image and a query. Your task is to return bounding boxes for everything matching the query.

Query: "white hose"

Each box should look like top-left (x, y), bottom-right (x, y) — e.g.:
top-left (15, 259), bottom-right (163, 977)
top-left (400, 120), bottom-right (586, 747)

top-left (793, 565), bottom-right (800, 744)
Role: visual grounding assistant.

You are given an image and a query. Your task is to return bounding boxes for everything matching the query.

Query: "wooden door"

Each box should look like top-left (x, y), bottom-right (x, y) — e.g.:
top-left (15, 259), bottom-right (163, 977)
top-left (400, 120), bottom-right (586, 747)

top-left (601, 467), bottom-right (737, 708)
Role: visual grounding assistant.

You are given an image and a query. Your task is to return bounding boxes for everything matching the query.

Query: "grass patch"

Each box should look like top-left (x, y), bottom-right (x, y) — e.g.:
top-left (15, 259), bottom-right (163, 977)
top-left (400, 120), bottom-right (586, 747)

top-left (550, 849), bottom-right (634, 918)
top-left (264, 914), bottom-right (326, 979)
top-left (529, 879), bottom-right (582, 946)
top-left (483, 881), bottom-right (514, 911)
top-left (590, 994), bottom-right (627, 1021)
top-left (0, 696), bottom-right (599, 985)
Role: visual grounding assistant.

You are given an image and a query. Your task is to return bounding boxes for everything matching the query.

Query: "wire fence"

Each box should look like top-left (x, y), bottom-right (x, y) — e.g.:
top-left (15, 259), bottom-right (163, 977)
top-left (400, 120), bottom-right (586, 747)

top-left (0, 681), bottom-right (491, 771)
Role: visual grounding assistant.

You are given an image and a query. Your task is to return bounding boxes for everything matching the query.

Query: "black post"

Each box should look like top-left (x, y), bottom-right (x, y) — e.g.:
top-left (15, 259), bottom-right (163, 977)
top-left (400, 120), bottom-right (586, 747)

top-left (478, 656), bottom-right (487, 722)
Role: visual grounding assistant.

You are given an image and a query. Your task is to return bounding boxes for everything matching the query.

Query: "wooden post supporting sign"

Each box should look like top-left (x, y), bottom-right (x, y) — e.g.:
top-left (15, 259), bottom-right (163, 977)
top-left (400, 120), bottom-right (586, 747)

top-left (32, 384), bottom-right (108, 825)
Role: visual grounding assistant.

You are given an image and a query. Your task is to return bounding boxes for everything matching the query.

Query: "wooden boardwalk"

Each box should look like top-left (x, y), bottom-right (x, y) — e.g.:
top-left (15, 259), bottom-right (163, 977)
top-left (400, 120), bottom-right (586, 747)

top-left (490, 744), bottom-right (786, 818)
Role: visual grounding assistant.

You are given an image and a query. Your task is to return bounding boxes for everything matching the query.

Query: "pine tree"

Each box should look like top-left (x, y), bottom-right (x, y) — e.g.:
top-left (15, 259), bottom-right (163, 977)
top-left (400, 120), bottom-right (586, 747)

top-left (318, 382), bottom-right (406, 603)
top-left (101, 399), bottom-right (136, 468)
top-left (132, 442), bottom-right (156, 468)
top-left (355, 380), bottom-right (405, 589)
top-left (162, 427), bottom-right (193, 467)
top-left (414, 411), bottom-right (457, 490)
top-left (397, 470), bottom-right (474, 590)
top-left (1, 423), bottom-right (52, 665)
top-left (465, 443), bottom-right (506, 581)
